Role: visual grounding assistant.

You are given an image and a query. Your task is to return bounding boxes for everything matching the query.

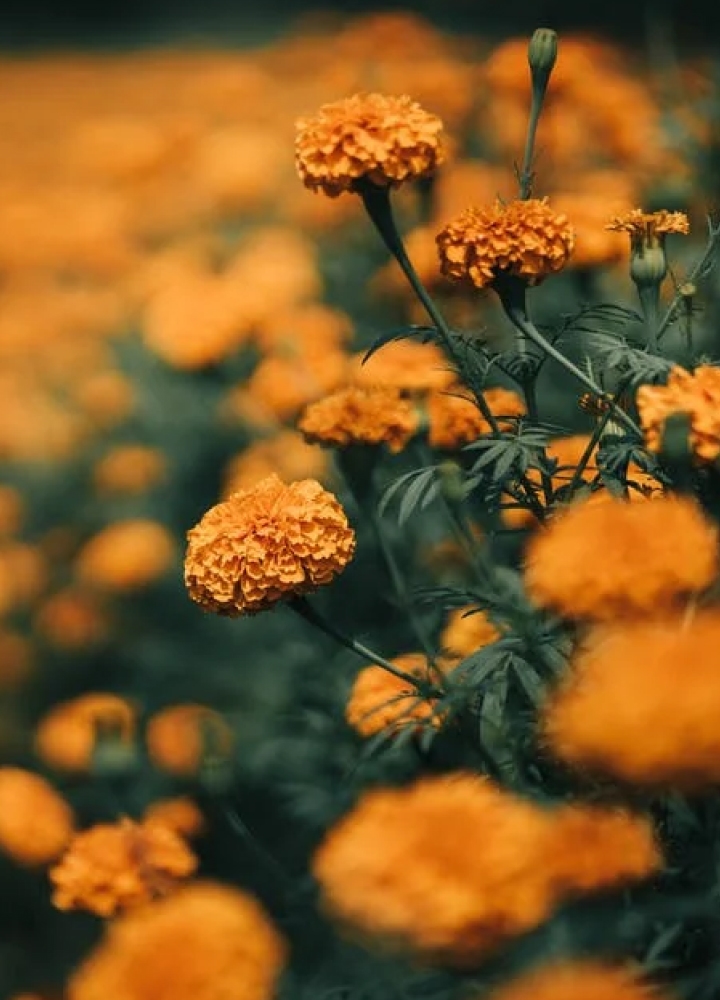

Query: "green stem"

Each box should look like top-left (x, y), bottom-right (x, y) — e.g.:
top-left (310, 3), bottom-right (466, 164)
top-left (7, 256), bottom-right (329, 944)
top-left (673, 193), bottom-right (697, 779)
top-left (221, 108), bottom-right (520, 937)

top-left (521, 377), bottom-right (553, 508)
top-left (638, 284), bottom-right (660, 352)
top-left (656, 220), bottom-right (720, 343)
top-left (518, 89), bottom-right (543, 199)
top-left (289, 595), bottom-right (440, 694)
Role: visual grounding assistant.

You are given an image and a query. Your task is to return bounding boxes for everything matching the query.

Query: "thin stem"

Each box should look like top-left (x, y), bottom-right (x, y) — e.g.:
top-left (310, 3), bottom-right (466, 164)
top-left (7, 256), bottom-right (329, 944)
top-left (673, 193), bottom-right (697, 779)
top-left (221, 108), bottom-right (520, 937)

top-left (289, 595), bottom-right (441, 694)
top-left (521, 378), bottom-right (553, 507)
top-left (564, 376), bottom-right (634, 499)
top-left (638, 284), bottom-right (660, 352)
top-left (499, 290), bottom-right (642, 438)
top-left (657, 220), bottom-right (720, 343)
top-left (518, 89), bottom-right (543, 199)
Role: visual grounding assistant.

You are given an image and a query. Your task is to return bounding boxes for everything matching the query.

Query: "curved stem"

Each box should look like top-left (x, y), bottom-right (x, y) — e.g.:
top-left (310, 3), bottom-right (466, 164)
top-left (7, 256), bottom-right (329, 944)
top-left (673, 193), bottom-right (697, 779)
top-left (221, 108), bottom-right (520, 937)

top-left (289, 595), bottom-right (441, 694)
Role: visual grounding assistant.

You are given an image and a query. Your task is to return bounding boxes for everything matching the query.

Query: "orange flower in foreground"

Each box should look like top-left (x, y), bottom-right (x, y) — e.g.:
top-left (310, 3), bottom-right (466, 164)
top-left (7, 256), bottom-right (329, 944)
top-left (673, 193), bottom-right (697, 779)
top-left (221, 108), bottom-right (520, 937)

top-left (299, 385), bottom-right (420, 453)
top-left (35, 693), bottom-right (136, 774)
top-left (439, 606), bottom-right (500, 659)
top-left (524, 496), bottom-right (717, 621)
top-left (185, 474), bottom-right (355, 615)
top-left (436, 199), bottom-right (574, 289)
top-left (50, 818), bottom-right (197, 917)
top-left (426, 385), bottom-right (525, 449)
top-left (146, 704), bottom-right (233, 777)
top-left (76, 520), bottom-right (175, 592)
top-left (0, 768), bottom-right (74, 866)
top-left (67, 881), bottom-right (287, 1000)
top-left (543, 613), bottom-right (720, 788)
top-left (346, 653), bottom-right (449, 737)
top-left (313, 774), bottom-right (659, 966)
top-left (637, 365), bottom-right (720, 463)
top-left (483, 960), bottom-right (674, 1000)
top-left (295, 92), bottom-right (445, 197)
top-left (349, 340), bottom-right (455, 392)
top-left (222, 431), bottom-right (328, 496)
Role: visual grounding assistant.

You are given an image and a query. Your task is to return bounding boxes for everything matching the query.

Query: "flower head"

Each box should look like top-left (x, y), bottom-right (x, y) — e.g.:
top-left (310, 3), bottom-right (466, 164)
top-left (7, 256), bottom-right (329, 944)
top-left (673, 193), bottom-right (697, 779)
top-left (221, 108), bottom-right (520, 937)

top-left (184, 474), bottom-right (355, 615)
top-left (145, 704), bottom-right (233, 777)
top-left (637, 365), bottom-right (720, 463)
top-left (0, 767), bottom-right (75, 866)
top-left (524, 495), bottom-right (718, 621)
top-left (543, 613), bottom-right (720, 788)
top-left (34, 693), bottom-right (137, 774)
top-left (295, 92), bottom-right (445, 197)
top-left (483, 960), bottom-right (675, 1000)
top-left (50, 818), bottom-right (197, 917)
top-left (439, 606), bottom-right (501, 659)
top-left (436, 199), bottom-right (574, 289)
top-left (426, 386), bottom-right (525, 449)
top-left (299, 385), bottom-right (420, 453)
top-left (67, 881), bottom-right (287, 1000)
top-left (346, 654), bottom-right (448, 737)
top-left (606, 209), bottom-right (689, 250)
top-left (76, 519), bottom-right (175, 592)
top-left (349, 339), bottom-right (455, 393)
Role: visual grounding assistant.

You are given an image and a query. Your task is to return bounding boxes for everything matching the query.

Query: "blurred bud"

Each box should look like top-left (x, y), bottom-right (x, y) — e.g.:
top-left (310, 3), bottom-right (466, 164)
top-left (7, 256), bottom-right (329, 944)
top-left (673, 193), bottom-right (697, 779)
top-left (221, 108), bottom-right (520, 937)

top-left (91, 718), bottom-right (139, 778)
top-left (528, 28), bottom-right (558, 91)
top-left (438, 460), bottom-right (466, 504)
top-left (630, 246), bottom-right (668, 289)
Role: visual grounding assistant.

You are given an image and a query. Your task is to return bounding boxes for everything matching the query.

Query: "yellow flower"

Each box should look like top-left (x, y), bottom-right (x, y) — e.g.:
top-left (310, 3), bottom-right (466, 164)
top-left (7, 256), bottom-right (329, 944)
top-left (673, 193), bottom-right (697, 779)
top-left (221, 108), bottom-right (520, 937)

top-left (184, 474), bottom-right (355, 615)
top-left (436, 198), bottom-right (574, 289)
top-left (295, 92), bottom-right (445, 197)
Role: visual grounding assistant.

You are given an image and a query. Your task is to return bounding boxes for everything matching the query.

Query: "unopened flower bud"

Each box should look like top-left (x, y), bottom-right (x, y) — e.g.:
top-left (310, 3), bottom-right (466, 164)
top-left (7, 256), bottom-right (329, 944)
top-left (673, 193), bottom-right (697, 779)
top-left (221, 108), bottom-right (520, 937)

top-left (528, 28), bottom-right (558, 91)
top-left (630, 246), bottom-right (668, 289)
top-left (438, 460), bottom-right (466, 504)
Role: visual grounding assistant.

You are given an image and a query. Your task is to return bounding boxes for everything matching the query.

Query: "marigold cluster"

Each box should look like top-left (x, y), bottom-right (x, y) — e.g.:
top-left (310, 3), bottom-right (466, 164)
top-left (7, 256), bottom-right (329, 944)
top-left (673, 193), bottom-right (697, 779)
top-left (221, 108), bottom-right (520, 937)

top-left (313, 773), bottom-right (660, 965)
top-left (483, 960), bottom-right (675, 1000)
top-left (50, 818), bottom-right (198, 916)
top-left (67, 881), bottom-right (287, 1000)
top-left (299, 385), bottom-right (420, 453)
top-left (295, 92), bottom-right (445, 197)
top-left (184, 474), bottom-right (355, 615)
top-left (637, 365), bottom-right (720, 463)
top-left (524, 495), bottom-right (718, 620)
top-left (436, 199), bottom-right (575, 289)
top-left (345, 654), bottom-right (447, 737)
top-left (543, 612), bottom-right (720, 788)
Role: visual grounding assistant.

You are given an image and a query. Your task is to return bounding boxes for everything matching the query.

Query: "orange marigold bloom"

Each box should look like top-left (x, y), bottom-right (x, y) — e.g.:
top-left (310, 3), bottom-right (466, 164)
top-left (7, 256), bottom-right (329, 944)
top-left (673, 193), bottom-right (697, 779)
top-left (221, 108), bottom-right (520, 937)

top-left (93, 446), bottom-right (166, 496)
top-left (143, 798), bottom-right (205, 840)
top-left (145, 704), bottom-right (233, 777)
top-left (295, 92), bottom-right (445, 197)
top-left (349, 340), bottom-right (455, 392)
top-left (50, 818), bottom-right (197, 917)
top-left (346, 653), bottom-right (448, 737)
top-left (524, 495), bottom-right (718, 621)
top-left (426, 385), bottom-right (525, 449)
top-left (483, 960), bottom-right (674, 1000)
top-left (313, 774), bottom-right (659, 966)
top-left (34, 587), bottom-right (109, 650)
top-left (436, 199), bottom-right (574, 289)
top-left (244, 349), bottom-right (348, 423)
top-left (637, 365), bottom-right (720, 463)
top-left (299, 385), bottom-right (420, 453)
top-left (222, 431), bottom-right (329, 496)
top-left (606, 208), bottom-right (690, 249)
top-left (185, 474), bottom-right (355, 615)
top-left (35, 693), bottom-right (137, 774)
top-left (543, 613), bottom-right (720, 788)
top-left (76, 520), bottom-right (175, 592)
top-left (439, 606), bottom-right (500, 659)
top-left (67, 881), bottom-right (287, 1000)
top-left (552, 192), bottom-right (630, 269)
top-left (0, 767), bottom-right (74, 866)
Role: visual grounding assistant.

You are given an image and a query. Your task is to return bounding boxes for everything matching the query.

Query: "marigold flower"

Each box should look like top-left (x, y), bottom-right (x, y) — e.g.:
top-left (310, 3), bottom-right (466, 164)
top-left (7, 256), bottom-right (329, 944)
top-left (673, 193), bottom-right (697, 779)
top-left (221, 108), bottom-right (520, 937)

top-left (143, 798), bottom-right (205, 840)
top-left (35, 693), bottom-right (137, 774)
top-left (313, 773), bottom-right (659, 966)
top-left (50, 818), bottom-right (197, 917)
top-left (245, 349), bottom-right (348, 423)
top-left (0, 767), bottom-right (74, 866)
top-left (253, 302), bottom-right (353, 354)
top-left (637, 365), bottom-right (720, 463)
top-left (185, 474), bottom-right (355, 615)
top-left (439, 606), bottom-right (501, 659)
top-left (524, 495), bottom-right (718, 621)
top-left (436, 199), bottom-right (574, 289)
top-left (349, 340), bottom-right (455, 392)
top-left (482, 960), bottom-right (674, 1000)
top-left (299, 385), bottom-right (420, 453)
top-left (145, 704), bottom-right (233, 777)
top-left (552, 192), bottom-right (630, 269)
top-left (34, 587), bottom-right (109, 650)
top-left (346, 654), bottom-right (449, 737)
top-left (93, 446), bottom-right (166, 495)
top-left (543, 613), bottom-right (720, 788)
top-left (606, 208), bottom-right (690, 249)
top-left (76, 520), bottom-right (175, 592)
top-left (222, 431), bottom-right (329, 496)
top-left (295, 92), bottom-right (445, 197)
top-left (426, 385), bottom-right (525, 448)
top-left (67, 881), bottom-right (287, 1000)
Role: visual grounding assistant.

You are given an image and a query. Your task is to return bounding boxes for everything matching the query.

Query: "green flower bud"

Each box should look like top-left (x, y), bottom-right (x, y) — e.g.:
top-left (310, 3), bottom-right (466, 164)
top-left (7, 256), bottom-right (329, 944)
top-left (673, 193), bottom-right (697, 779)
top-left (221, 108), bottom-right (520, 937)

top-left (630, 246), bottom-right (668, 289)
top-left (528, 28), bottom-right (558, 88)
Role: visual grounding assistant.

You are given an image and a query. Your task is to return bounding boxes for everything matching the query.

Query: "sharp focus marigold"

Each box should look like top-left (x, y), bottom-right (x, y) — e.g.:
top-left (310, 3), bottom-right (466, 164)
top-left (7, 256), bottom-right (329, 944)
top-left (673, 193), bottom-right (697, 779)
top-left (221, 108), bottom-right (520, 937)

top-left (184, 474), bottom-right (355, 615)
top-left (298, 385), bottom-right (420, 453)
top-left (637, 365), bottom-right (720, 463)
top-left (524, 495), bottom-right (718, 621)
top-left (50, 818), bottom-right (197, 916)
top-left (436, 199), bottom-right (574, 289)
top-left (295, 92), bottom-right (445, 197)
